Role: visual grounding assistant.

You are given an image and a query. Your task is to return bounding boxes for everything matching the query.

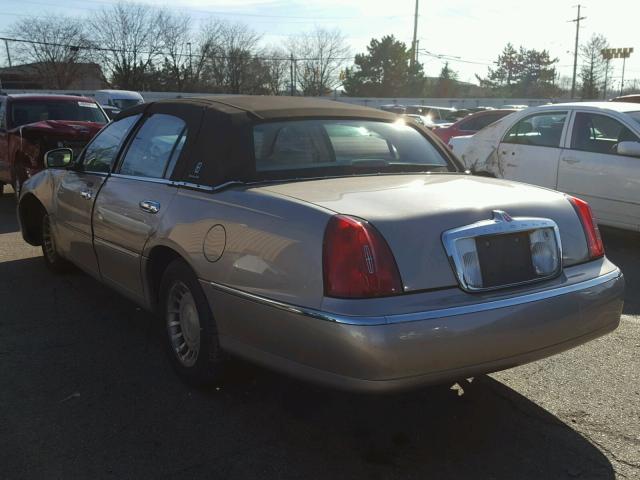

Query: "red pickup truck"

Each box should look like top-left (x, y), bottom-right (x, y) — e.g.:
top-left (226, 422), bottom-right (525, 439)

top-left (0, 94), bottom-right (108, 196)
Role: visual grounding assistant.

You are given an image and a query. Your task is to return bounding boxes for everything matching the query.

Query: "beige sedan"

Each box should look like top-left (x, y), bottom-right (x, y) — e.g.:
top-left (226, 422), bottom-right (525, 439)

top-left (17, 96), bottom-right (624, 392)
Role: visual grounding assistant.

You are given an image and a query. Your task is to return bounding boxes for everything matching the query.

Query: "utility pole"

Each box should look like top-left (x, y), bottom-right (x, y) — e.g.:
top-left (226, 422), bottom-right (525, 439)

top-left (569, 4), bottom-right (586, 99)
top-left (410, 0), bottom-right (419, 69)
top-left (4, 39), bottom-right (11, 68)
top-left (290, 53), bottom-right (297, 96)
top-left (187, 42), bottom-right (193, 83)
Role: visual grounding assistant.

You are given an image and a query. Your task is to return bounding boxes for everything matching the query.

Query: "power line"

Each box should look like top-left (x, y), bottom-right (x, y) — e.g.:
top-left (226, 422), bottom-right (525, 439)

top-left (0, 35), bottom-right (354, 62)
top-left (3, 0), bottom-right (414, 21)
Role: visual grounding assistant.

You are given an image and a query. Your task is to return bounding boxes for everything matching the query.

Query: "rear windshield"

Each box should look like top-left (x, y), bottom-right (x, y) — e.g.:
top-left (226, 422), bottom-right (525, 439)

top-left (10, 100), bottom-right (107, 128)
top-left (253, 119), bottom-right (454, 177)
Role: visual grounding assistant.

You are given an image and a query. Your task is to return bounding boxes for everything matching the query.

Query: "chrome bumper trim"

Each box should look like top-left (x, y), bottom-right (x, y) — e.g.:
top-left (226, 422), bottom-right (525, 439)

top-left (206, 269), bottom-right (622, 326)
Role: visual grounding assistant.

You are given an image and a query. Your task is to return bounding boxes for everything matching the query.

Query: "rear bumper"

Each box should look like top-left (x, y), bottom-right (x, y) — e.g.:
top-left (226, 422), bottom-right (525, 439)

top-left (201, 267), bottom-right (624, 393)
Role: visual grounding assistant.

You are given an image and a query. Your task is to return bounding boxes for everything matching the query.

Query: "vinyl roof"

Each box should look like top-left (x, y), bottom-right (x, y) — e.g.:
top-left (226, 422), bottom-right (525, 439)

top-left (150, 95), bottom-right (397, 121)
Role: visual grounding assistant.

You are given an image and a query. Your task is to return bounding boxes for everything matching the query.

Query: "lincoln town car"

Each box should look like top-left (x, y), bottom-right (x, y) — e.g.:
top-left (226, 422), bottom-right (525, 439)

top-left (17, 96), bottom-right (624, 392)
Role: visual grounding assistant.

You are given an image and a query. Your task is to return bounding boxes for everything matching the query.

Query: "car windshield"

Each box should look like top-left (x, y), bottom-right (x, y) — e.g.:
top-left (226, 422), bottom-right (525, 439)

top-left (111, 98), bottom-right (142, 110)
top-left (253, 119), bottom-right (454, 178)
top-left (11, 100), bottom-right (107, 127)
top-left (627, 111), bottom-right (640, 126)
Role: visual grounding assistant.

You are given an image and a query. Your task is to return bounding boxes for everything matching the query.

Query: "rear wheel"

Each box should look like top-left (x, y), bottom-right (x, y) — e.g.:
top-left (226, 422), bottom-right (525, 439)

top-left (42, 214), bottom-right (72, 273)
top-left (160, 259), bottom-right (225, 385)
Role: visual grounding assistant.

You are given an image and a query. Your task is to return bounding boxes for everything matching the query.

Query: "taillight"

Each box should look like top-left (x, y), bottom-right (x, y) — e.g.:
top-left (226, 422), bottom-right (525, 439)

top-left (323, 215), bottom-right (403, 298)
top-left (567, 195), bottom-right (604, 259)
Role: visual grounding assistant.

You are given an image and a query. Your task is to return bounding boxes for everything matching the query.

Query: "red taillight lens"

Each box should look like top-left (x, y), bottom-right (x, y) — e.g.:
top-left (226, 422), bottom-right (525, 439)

top-left (567, 195), bottom-right (604, 259)
top-left (323, 215), bottom-right (403, 298)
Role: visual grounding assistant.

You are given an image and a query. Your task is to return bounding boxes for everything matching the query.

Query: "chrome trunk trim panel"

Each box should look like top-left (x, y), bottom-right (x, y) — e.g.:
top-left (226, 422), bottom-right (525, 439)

top-left (205, 268), bottom-right (621, 326)
top-left (442, 210), bottom-right (563, 292)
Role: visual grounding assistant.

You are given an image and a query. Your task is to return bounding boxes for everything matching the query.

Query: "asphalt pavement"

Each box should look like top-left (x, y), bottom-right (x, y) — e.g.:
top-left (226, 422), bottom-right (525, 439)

top-left (0, 189), bottom-right (638, 480)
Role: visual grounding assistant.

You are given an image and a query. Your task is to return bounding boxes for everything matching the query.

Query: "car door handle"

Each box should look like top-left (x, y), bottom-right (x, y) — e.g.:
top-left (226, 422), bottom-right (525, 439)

top-left (139, 200), bottom-right (160, 214)
top-left (562, 157), bottom-right (580, 165)
top-left (80, 190), bottom-right (93, 200)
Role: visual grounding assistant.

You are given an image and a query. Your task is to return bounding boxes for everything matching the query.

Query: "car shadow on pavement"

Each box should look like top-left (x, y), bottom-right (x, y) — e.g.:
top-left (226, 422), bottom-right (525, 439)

top-left (0, 256), bottom-right (615, 479)
top-left (600, 227), bottom-right (640, 315)
top-left (0, 191), bottom-right (19, 234)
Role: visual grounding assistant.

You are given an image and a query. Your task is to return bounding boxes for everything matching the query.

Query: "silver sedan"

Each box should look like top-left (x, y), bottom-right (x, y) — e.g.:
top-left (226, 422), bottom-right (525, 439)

top-left (17, 96), bottom-right (624, 392)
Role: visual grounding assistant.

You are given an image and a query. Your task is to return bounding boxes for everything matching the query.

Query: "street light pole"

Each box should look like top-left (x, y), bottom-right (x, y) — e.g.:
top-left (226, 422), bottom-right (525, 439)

top-left (620, 55), bottom-right (627, 96)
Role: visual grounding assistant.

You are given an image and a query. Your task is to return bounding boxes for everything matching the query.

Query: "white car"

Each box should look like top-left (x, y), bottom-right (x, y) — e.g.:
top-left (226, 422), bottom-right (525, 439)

top-left (94, 90), bottom-right (144, 114)
top-left (450, 102), bottom-right (640, 231)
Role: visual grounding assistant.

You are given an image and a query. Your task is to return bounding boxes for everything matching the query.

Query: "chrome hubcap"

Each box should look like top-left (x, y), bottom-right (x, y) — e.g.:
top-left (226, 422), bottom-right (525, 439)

top-left (167, 282), bottom-right (201, 367)
top-left (42, 217), bottom-right (57, 261)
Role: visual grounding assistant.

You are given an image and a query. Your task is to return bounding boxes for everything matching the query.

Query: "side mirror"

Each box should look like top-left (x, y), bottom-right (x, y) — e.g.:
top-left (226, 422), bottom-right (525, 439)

top-left (616, 141), bottom-right (640, 158)
top-left (45, 148), bottom-right (74, 168)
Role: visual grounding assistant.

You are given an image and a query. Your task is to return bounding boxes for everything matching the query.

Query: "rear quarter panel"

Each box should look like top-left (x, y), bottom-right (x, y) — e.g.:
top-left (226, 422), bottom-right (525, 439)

top-left (146, 186), bottom-right (334, 309)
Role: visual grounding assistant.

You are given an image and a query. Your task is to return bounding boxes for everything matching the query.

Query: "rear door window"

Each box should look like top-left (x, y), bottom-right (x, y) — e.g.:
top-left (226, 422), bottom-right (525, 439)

top-left (503, 112), bottom-right (567, 147)
top-left (118, 114), bottom-right (187, 179)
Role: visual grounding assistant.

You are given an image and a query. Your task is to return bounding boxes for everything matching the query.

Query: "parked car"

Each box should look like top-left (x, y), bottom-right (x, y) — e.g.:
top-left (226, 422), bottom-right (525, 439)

top-left (94, 89), bottom-right (144, 113)
top-left (17, 96), bottom-right (623, 392)
top-left (405, 105), bottom-right (458, 128)
top-left (449, 102), bottom-right (640, 231)
top-left (380, 104), bottom-right (406, 114)
top-left (403, 113), bottom-right (430, 127)
top-left (434, 109), bottom-right (516, 144)
top-left (502, 104), bottom-right (529, 110)
top-left (0, 94), bottom-right (108, 197)
top-left (610, 94), bottom-right (640, 104)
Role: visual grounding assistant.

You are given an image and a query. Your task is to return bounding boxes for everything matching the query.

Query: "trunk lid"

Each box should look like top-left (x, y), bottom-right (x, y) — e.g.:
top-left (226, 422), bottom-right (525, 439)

top-left (257, 174), bottom-right (590, 292)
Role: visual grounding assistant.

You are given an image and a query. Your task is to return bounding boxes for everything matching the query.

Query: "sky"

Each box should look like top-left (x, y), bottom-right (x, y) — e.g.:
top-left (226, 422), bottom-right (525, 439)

top-left (0, 0), bottom-right (638, 90)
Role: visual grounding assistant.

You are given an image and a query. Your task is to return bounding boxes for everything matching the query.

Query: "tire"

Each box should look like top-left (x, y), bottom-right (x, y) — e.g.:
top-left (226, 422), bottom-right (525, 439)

top-left (159, 258), bottom-right (225, 385)
top-left (0, 183), bottom-right (4, 196)
top-left (41, 214), bottom-right (72, 273)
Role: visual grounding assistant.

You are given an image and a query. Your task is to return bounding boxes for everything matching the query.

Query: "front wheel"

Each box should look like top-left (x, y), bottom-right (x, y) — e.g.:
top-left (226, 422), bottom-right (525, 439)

top-left (160, 259), bottom-right (225, 385)
top-left (42, 214), bottom-right (72, 273)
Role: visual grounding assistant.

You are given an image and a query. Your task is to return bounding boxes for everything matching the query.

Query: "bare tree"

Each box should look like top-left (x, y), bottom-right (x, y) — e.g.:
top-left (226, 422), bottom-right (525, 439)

top-left (263, 48), bottom-right (289, 95)
top-left (8, 15), bottom-right (93, 89)
top-left (199, 21), bottom-right (265, 94)
top-left (89, 2), bottom-right (168, 89)
top-left (289, 28), bottom-right (350, 96)
top-left (189, 19), bottom-right (225, 90)
top-left (157, 12), bottom-right (192, 91)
